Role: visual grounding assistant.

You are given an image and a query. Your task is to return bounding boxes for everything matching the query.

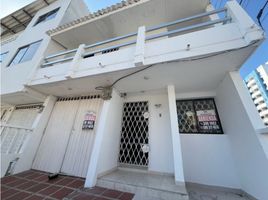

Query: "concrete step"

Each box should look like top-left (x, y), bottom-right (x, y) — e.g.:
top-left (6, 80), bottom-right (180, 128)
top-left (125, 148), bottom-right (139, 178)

top-left (96, 169), bottom-right (189, 200)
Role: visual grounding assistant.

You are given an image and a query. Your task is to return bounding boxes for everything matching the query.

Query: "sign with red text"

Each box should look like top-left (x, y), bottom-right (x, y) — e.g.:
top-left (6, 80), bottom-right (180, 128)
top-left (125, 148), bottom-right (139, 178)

top-left (196, 110), bottom-right (220, 132)
top-left (82, 111), bottom-right (96, 130)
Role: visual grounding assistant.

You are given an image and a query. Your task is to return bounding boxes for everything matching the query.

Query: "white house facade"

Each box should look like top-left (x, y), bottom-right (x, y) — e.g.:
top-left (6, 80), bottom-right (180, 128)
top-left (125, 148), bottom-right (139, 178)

top-left (1, 0), bottom-right (268, 199)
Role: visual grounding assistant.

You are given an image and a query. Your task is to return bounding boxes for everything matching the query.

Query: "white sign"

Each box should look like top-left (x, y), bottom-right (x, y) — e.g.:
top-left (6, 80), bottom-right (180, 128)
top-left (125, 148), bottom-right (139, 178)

top-left (82, 111), bottom-right (96, 130)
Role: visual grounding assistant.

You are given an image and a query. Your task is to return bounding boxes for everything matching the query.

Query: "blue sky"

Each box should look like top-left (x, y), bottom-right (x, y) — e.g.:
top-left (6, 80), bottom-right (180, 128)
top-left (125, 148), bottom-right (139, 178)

top-left (1, 0), bottom-right (267, 77)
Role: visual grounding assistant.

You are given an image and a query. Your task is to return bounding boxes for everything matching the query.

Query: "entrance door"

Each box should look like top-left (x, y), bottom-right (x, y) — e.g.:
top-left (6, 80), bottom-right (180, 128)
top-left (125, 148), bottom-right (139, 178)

top-left (32, 96), bottom-right (102, 177)
top-left (119, 101), bottom-right (149, 167)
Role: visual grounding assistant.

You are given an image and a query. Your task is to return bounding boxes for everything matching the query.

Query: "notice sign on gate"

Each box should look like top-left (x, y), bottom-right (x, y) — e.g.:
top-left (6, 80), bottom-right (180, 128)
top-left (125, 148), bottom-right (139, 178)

top-left (82, 111), bottom-right (96, 130)
top-left (196, 110), bottom-right (220, 131)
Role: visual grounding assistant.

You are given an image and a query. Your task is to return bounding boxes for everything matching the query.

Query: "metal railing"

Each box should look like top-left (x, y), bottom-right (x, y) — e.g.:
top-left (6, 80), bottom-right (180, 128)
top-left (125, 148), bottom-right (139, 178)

top-left (41, 7), bottom-right (230, 67)
top-left (1, 124), bottom-right (33, 154)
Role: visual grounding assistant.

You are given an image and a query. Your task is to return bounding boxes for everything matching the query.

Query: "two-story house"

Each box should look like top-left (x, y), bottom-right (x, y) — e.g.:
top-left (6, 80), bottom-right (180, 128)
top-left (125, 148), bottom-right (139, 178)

top-left (1, 0), bottom-right (268, 199)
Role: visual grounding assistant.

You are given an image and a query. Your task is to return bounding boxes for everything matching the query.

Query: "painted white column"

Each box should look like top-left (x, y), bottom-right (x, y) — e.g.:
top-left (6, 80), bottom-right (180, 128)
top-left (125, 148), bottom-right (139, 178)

top-left (14, 95), bottom-right (57, 174)
top-left (85, 90), bottom-right (123, 187)
top-left (134, 26), bottom-right (146, 67)
top-left (65, 44), bottom-right (86, 79)
top-left (85, 99), bottom-right (111, 187)
top-left (167, 85), bottom-right (185, 185)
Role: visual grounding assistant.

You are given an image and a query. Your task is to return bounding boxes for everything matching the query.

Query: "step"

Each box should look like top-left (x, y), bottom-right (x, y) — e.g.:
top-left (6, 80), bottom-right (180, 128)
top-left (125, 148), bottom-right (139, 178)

top-left (96, 169), bottom-right (189, 200)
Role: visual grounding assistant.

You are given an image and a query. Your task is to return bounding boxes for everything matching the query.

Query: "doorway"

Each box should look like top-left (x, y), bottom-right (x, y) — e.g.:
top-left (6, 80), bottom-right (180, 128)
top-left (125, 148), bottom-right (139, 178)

top-left (118, 101), bottom-right (149, 168)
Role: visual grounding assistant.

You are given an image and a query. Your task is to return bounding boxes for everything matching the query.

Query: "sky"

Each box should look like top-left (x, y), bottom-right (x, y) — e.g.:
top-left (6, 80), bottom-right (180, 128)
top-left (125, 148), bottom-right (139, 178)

top-left (0, 0), bottom-right (267, 77)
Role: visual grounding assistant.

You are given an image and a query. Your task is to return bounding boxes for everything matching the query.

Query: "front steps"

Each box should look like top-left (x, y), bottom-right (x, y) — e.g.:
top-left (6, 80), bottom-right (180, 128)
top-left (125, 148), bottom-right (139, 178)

top-left (96, 168), bottom-right (189, 200)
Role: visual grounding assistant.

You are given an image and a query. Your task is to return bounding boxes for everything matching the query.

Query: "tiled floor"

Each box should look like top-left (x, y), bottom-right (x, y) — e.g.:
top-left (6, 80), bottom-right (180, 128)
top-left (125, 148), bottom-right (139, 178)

top-left (0, 170), bottom-right (135, 200)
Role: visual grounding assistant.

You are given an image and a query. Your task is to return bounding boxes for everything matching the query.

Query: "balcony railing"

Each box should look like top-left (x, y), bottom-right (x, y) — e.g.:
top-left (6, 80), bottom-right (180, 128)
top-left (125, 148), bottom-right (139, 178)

top-left (0, 124), bottom-right (33, 154)
top-left (41, 7), bottom-right (230, 68)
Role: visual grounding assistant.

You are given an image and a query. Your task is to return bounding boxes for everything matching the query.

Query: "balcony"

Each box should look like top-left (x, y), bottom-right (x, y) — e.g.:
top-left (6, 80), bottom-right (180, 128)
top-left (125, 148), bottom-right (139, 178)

top-left (27, 1), bottom-right (264, 97)
top-left (0, 32), bottom-right (21, 46)
top-left (247, 78), bottom-right (256, 88)
top-left (254, 96), bottom-right (265, 104)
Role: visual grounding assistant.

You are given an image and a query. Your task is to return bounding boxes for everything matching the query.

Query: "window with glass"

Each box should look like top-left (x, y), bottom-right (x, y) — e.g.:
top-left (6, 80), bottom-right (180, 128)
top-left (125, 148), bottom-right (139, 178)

top-left (0, 52), bottom-right (8, 63)
top-left (34, 7), bottom-right (60, 26)
top-left (8, 40), bottom-right (42, 66)
top-left (176, 98), bottom-right (223, 134)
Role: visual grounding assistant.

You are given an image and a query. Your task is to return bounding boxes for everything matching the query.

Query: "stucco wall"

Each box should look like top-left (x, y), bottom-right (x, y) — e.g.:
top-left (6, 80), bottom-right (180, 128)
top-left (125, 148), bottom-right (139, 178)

top-left (180, 134), bottom-right (240, 188)
top-left (176, 91), bottom-right (241, 188)
top-left (216, 72), bottom-right (268, 200)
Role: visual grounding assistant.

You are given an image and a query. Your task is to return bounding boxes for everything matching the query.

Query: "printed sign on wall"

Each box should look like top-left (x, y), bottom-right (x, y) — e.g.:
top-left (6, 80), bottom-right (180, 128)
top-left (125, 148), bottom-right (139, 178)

top-left (196, 109), bottom-right (220, 131)
top-left (82, 111), bottom-right (96, 130)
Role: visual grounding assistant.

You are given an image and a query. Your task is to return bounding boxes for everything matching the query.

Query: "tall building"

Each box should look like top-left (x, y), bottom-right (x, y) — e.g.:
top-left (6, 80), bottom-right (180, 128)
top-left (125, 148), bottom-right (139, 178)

top-left (1, 0), bottom-right (268, 199)
top-left (245, 63), bottom-right (268, 125)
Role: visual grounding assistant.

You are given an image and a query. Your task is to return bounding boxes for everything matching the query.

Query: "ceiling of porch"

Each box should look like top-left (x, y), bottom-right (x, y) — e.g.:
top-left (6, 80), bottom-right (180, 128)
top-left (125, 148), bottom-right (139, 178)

top-left (50, 0), bottom-right (209, 49)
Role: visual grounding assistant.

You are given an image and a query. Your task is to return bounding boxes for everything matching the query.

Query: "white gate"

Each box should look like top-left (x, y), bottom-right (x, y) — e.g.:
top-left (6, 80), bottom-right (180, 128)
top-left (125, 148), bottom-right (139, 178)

top-left (32, 95), bottom-right (103, 178)
top-left (1, 105), bottom-right (41, 154)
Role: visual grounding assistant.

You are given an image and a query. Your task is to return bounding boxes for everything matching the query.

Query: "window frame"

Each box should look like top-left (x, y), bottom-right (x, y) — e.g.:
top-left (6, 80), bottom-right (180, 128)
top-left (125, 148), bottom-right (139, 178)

top-left (8, 40), bottom-right (42, 67)
top-left (34, 7), bottom-right (60, 26)
top-left (0, 52), bottom-right (9, 63)
top-left (176, 98), bottom-right (224, 135)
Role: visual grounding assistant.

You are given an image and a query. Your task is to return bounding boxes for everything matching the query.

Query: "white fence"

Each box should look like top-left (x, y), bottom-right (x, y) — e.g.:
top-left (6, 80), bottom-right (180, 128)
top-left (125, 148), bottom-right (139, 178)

top-left (1, 124), bottom-right (33, 154)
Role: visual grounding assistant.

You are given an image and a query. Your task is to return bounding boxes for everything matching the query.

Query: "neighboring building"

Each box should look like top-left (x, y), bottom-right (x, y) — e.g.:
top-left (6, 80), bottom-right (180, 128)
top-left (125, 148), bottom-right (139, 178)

top-left (245, 63), bottom-right (268, 126)
top-left (1, 0), bottom-right (268, 200)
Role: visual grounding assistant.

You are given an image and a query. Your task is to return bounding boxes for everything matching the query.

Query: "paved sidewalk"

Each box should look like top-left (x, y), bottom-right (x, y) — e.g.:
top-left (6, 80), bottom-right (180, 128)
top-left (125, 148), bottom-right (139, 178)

top-left (187, 183), bottom-right (254, 200)
top-left (0, 170), bottom-right (134, 200)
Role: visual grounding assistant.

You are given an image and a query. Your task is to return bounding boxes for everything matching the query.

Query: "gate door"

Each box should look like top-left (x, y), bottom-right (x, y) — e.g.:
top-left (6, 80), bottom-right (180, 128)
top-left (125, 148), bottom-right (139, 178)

top-left (119, 101), bottom-right (149, 167)
top-left (1, 105), bottom-right (40, 154)
top-left (33, 96), bottom-right (102, 177)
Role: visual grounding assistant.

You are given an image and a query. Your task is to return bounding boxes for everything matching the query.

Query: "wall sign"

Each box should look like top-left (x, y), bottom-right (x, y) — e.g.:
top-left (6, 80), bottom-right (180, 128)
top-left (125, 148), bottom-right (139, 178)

top-left (82, 111), bottom-right (96, 130)
top-left (196, 110), bottom-right (220, 131)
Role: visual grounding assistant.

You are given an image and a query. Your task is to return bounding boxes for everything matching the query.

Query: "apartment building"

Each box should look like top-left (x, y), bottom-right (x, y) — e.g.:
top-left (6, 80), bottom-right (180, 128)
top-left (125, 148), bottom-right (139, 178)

top-left (1, 0), bottom-right (268, 199)
top-left (245, 63), bottom-right (268, 126)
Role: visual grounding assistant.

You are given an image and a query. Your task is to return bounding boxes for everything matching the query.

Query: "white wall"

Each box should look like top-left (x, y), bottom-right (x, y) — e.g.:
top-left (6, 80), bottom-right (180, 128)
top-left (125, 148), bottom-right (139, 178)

top-left (176, 91), bottom-right (241, 188)
top-left (1, 0), bottom-right (73, 95)
top-left (123, 91), bottom-right (174, 174)
top-left (181, 134), bottom-right (240, 188)
top-left (216, 72), bottom-right (268, 200)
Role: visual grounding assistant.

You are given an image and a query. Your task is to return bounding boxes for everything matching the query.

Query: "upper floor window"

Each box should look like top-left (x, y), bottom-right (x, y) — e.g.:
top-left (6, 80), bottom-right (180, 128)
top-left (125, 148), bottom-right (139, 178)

top-left (176, 98), bottom-right (223, 134)
top-left (0, 52), bottom-right (8, 63)
top-left (8, 40), bottom-right (42, 67)
top-left (34, 7), bottom-right (60, 26)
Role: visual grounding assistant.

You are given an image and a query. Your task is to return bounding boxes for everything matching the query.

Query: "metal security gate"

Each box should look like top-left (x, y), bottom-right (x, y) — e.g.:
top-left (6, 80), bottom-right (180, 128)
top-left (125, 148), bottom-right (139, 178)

top-left (1, 105), bottom-right (41, 154)
top-left (119, 101), bottom-right (149, 167)
top-left (32, 95), bottom-right (103, 178)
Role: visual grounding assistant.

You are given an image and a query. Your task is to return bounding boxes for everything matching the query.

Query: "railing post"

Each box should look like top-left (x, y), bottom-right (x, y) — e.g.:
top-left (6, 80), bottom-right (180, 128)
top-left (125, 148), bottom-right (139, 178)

top-left (226, 1), bottom-right (264, 44)
top-left (134, 26), bottom-right (146, 67)
top-left (65, 44), bottom-right (86, 79)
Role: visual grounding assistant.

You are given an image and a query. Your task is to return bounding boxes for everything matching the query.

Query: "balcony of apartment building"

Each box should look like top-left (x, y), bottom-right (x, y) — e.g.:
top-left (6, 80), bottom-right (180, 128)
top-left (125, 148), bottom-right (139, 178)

top-left (25, 0), bottom-right (264, 96)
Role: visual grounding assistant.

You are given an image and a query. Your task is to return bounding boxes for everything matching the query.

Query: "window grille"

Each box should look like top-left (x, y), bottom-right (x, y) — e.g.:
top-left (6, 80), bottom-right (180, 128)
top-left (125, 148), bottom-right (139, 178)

top-left (176, 99), bottom-right (223, 134)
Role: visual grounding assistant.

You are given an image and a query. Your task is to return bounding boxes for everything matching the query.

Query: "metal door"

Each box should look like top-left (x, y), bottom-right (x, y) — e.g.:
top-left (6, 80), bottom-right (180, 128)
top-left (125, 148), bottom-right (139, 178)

top-left (119, 101), bottom-right (149, 167)
top-left (60, 98), bottom-right (103, 177)
top-left (32, 99), bottom-right (80, 173)
top-left (32, 96), bottom-right (103, 177)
